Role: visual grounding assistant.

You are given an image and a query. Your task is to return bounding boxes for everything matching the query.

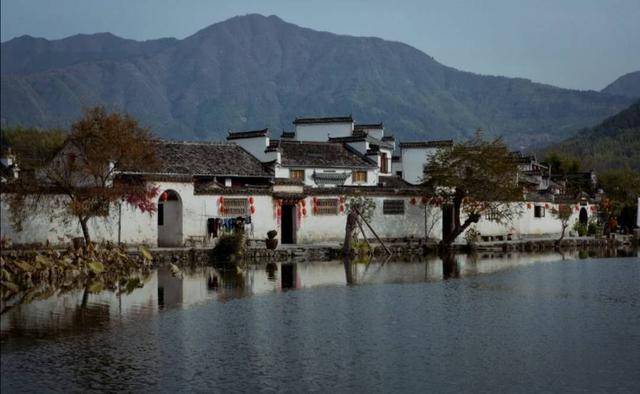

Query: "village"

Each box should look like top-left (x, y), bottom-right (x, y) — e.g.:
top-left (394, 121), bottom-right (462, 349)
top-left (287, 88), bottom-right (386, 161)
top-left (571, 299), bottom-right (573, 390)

top-left (1, 114), bottom-right (612, 253)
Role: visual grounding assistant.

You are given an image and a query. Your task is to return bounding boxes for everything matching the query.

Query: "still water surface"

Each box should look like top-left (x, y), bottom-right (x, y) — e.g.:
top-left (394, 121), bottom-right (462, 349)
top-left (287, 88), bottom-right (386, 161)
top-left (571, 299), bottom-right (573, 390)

top-left (2, 251), bottom-right (639, 392)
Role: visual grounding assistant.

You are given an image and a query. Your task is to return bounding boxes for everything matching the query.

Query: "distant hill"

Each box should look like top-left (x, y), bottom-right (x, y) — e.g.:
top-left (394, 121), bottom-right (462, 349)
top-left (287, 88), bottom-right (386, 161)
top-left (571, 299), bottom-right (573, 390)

top-left (601, 71), bottom-right (640, 98)
top-left (1, 14), bottom-right (635, 149)
top-left (545, 100), bottom-right (640, 172)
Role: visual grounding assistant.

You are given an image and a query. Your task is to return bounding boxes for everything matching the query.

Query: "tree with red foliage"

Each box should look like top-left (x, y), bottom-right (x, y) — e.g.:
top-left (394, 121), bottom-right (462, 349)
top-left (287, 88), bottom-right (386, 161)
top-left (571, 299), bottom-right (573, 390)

top-left (6, 107), bottom-right (159, 244)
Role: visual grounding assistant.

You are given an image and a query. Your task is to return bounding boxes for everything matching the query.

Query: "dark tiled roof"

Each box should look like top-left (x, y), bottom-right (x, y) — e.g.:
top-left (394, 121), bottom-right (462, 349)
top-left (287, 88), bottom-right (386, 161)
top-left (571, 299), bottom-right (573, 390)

top-left (124, 140), bottom-right (271, 177)
top-left (328, 135), bottom-right (394, 150)
top-left (279, 141), bottom-right (376, 169)
top-left (354, 123), bottom-right (383, 130)
top-left (392, 156), bottom-right (401, 162)
top-left (377, 175), bottom-right (415, 189)
top-left (281, 131), bottom-right (295, 139)
top-left (381, 135), bottom-right (395, 142)
top-left (227, 128), bottom-right (269, 140)
top-left (293, 116), bottom-right (353, 125)
top-left (399, 140), bottom-right (453, 148)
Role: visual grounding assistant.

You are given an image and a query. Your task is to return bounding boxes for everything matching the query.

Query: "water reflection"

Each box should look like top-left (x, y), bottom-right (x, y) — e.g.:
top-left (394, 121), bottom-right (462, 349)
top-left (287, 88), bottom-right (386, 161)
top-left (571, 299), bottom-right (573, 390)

top-left (1, 248), bottom-right (637, 339)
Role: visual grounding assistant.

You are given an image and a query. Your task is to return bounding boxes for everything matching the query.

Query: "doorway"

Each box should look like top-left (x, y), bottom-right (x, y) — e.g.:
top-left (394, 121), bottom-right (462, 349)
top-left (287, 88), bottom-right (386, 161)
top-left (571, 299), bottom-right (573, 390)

top-left (579, 207), bottom-right (588, 226)
top-left (281, 204), bottom-right (297, 244)
top-left (157, 190), bottom-right (183, 247)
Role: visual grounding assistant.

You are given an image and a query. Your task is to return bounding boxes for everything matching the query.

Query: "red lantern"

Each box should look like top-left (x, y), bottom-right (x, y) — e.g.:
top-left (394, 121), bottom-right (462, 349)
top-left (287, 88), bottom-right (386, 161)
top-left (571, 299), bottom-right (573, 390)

top-left (219, 196), bottom-right (224, 204)
top-left (410, 197), bottom-right (416, 205)
top-left (301, 199), bottom-right (306, 207)
top-left (527, 203), bottom-right (532, 209)
top-left (421, 196), bottom-right (428, 205)
top-left (544, 203), bottom-right (549, 209)
top-left (313, 206), bottom-right (318, 214)
top-left (276, 208), bottom-right (281, 217)
top-left (249, 197), bottom-right (254, 204)
top-left (339, 205), bottom-right (345, 213)
top-left (302, 208), bottom-right (307, 216)
top-left (250, 205), bottom-right (256, 214)
top-left (339, 196), bottom-right (345, 203)
top-left (313, 197), bottom-right (318, 204)
top-left (161, 191), bottom-right (168, 201)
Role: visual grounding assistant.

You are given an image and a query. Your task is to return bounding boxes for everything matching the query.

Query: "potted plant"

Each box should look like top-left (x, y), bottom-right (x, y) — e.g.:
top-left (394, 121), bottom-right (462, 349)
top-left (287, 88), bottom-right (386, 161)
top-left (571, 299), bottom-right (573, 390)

top-left (266, 230), bottom-right (278, 250)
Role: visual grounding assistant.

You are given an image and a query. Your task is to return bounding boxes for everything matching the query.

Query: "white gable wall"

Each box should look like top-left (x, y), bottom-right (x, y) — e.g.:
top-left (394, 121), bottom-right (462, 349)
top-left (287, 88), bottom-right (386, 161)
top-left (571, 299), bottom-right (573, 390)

top-left (229, 136), bottom-right (271, 162)
top-left (295, 123), bottom-right (353, 142)
top-left (401, 147), bottom-right (438, 185)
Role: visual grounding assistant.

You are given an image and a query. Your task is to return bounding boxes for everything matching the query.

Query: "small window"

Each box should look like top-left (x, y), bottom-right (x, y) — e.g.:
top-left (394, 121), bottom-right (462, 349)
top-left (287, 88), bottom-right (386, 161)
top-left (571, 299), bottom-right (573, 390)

top-left (222, 198), bottom-right (248, 216)
top-left (534, 205), bottom-right (545, 218)
top-left (352, 170), bottom-right (367, 183)
top-left (381, 153), bottom-right (389, 173)
top-left (485, 208), bottom-right (499, 220)
top-left (290, 169), bottom-right (305, 181)
top-left (315, 198), bottom-right (339, 215)
top-left (158, 203), bottom-right (164, 225)
top-left (383, 199), bottom-right (405, 215)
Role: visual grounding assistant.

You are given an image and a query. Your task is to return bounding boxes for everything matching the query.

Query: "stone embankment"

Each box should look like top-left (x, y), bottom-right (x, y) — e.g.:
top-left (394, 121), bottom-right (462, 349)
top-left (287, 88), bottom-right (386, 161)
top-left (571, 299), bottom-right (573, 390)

top-left (3, 235), bottom-right (635, 267)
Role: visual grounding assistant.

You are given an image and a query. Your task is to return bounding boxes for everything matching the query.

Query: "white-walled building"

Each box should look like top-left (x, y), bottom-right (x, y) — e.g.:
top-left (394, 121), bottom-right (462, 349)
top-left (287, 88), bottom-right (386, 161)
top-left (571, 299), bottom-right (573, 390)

top-left (0, 115), bottom-right (603, 248)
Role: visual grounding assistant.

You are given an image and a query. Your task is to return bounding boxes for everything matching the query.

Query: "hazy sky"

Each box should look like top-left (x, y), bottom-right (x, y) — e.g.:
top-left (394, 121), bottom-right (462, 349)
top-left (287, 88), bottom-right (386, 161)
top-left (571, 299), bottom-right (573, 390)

top-left (2, 0), bottom-right (639, 90)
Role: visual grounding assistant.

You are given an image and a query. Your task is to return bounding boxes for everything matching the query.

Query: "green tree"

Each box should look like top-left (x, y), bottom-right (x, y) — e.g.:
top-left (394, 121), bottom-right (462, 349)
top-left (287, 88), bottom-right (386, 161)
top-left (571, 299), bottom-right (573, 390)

top-left (424, 135), bottom-right (523, 249)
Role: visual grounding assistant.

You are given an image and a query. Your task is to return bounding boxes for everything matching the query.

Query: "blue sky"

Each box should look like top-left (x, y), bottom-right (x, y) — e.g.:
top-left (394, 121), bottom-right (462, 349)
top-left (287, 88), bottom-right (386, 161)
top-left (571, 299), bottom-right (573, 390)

top-left (2, 0), bottom-right (639, 90)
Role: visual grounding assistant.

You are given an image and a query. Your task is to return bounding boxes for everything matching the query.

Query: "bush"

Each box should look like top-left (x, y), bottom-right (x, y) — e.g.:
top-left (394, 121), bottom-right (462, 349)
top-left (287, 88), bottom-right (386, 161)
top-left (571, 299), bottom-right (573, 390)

top-left (573, 221), bottom-right (588, 237)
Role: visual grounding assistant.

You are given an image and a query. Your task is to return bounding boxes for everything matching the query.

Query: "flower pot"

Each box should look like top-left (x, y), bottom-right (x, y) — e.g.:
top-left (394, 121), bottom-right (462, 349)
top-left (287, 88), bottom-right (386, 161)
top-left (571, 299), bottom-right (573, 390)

top-left (266, 238), bottom-right (278, 250)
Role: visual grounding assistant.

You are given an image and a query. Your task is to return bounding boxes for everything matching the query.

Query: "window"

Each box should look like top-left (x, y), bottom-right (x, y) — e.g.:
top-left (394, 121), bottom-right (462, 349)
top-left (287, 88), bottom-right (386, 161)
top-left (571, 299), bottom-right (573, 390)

top-left (383, 199), bottom-right (405, 215)
top-left (534, 205), bottom-right (545, 218)
top-left (352, 170), bottom-right (367, 184)
top-left (158, 203), bottom-right (164, 225)
top-left (315, 198), bottom-right (339, 215)
top-left (485, 208), bottom-right (499, 220)
top-left (290, 169), bottom-right (305, 181)
top-left (381, 153), bottom-right (389, 173)
top-left (222, 198), bottom-right (248, 216)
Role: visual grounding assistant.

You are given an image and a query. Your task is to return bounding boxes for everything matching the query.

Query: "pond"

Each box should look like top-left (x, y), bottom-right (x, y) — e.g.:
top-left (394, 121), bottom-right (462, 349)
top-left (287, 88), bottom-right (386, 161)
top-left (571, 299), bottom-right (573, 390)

top-left (1, 250), bottom-right (639, 392)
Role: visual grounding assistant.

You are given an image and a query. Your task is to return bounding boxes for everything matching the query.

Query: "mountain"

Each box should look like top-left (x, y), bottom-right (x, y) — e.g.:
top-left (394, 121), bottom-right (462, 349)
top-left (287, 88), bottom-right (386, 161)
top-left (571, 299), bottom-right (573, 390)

top-left (1, 14), bottom-right (636, 149)
top-left (545, 100), bottom-right (640, 172)
top-left (601, 71), bottom-right (640, 98)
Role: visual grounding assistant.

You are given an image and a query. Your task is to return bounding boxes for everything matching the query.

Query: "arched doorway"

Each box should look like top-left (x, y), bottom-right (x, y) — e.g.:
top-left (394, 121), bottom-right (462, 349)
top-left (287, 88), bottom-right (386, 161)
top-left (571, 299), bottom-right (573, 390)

top-left (579, 207), bottom-right (588, 226)
top-left (157, 190), bottom-right (183, 247)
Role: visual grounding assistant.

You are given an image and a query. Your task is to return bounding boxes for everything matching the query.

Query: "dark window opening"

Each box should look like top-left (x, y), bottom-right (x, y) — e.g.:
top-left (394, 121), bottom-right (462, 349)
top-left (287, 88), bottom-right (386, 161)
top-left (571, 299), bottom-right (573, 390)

top-left (534, 205), bottom-right (545, 218)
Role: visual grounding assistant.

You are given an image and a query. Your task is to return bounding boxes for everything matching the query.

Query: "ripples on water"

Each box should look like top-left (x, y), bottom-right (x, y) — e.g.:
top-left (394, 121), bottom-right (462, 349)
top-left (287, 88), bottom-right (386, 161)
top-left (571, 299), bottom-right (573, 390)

top-left (1, 251), bottom-right (639, 392)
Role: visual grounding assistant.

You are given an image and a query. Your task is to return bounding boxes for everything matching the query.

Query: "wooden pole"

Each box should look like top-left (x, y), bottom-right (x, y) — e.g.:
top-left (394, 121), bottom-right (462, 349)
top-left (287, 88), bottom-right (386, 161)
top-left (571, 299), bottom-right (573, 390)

top-left (354, 208), bottom-right (391, 255)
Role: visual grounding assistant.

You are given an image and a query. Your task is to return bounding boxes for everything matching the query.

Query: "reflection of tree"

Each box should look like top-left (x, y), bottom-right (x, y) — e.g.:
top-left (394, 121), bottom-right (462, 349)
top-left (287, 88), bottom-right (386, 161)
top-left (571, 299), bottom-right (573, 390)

top-left (440, 252), bottom-right (460, 280)
top-left (343, 257), bottom-right (355, 285)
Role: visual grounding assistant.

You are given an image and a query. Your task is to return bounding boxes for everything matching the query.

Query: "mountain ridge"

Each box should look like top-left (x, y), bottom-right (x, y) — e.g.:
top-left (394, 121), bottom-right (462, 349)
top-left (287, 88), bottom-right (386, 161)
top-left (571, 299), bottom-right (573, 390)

top-left (601, 71), bottom-right (640, 98)
top-left (1, 14), bottom-right (635, 149)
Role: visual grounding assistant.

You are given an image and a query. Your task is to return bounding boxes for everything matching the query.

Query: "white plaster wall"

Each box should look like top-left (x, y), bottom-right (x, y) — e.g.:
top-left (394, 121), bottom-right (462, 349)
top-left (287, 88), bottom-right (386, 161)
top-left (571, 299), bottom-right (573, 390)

top-left (295, 123), bottom-right (353, 142)
top-left (461, 202), bottom-right (597, 241)
top-left (0, 193), bottom-right (120, 245)
top-left (401, 147), bottom-right (438, 184)
top-left (229, 137), bottom-right (270, 162)
top-left (344, 141), bottom-right (369, 155)
top-left (391, 160), bottom-right (402, 176)
top-left (365, 129), bottom-right (384, 140)
top-left (294, 196), bottom-right (438, 243)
